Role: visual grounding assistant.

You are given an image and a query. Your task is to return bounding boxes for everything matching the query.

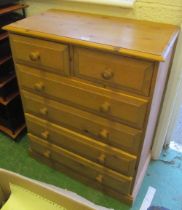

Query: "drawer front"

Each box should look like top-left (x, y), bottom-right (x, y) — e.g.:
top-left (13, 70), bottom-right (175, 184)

top-left (11, 35), bottom-right (70, 75)
top-left (74, 47), bottom-right (154, 96)
top-left (29, 134), bottom-right (132, 194)
top-left (26, 113), bottom-right (137, 176)
top-left (17, 65), bottom-right (148, 129)
top-left (22, 91), bottom-right (142, 155)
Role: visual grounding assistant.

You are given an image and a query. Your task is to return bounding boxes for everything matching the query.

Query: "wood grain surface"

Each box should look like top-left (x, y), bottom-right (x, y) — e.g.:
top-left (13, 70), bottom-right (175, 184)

top-left (4, 9), bottom-right (179, 61)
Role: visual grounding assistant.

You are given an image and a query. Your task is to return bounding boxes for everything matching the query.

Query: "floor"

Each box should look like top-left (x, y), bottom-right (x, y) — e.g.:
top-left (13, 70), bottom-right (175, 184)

top-left (0, 133), bottom-right (182, 210)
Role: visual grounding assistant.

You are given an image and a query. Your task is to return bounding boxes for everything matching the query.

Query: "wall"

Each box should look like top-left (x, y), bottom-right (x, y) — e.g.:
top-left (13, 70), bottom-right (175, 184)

top-left (25, 0), bottom-right (182, 25)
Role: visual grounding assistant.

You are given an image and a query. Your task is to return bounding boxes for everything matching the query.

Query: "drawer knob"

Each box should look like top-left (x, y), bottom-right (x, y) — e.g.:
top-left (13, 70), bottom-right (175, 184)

top-left (101, 69), bottom-right (114, 80)
top-left (34, 82), bottom-right (44, 91)
top-left (100, 102), bottom-right (111, 113)
top-left (43, 150), bottom-right (51, 158)
top-left (40, 107), bottom-right (48, 115)
top-left (29, 51), bottom-right (40, 61)
top-left (41, 131), bottom-right (49, 140)
top-left (97, 154), bottom-right (106, 164)
top-left (99, 129), bottom-right (109, 140)
top-left (96, 174), bottom-right (103, 183)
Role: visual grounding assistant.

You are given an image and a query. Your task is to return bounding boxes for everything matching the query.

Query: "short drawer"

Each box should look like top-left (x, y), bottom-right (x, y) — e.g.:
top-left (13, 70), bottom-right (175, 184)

top-left (29, 134), bottom-right (133, 195)
top-left (17, 65), bottom-right (148, 129)
top-left (10, 35), bottom-right (70, 75)
top-left (26, 114), bottom-right (137, 176)
top-left (22, 91), bottom-right (142, 155)
top-left (74, 47), bottom-right (154, 96)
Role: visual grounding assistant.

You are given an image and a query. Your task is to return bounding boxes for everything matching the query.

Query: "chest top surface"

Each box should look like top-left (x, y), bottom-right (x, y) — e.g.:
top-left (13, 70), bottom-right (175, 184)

top-left (4, 9), bottom-right (179, 61)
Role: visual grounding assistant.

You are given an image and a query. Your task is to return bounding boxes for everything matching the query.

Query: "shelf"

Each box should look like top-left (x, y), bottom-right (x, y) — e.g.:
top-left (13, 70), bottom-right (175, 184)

top-left (0, 123), bottom-right (26, 139)
top-left (0, 3), bottom-right (27, 140)
top-left (0, 55), bottom-right (12, 66)
top-left (0, 91), bottom-right (19, 105)
top-left (0, 4), bottom-right (28, 16)
top-left (0, 74), bottom-right (15, 88)
top-left (0, 32), bottom-right (8, 41)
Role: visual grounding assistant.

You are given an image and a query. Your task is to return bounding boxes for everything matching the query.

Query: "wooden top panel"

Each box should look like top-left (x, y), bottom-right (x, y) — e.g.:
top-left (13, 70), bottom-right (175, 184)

top-left (4, 10), bottom-right (179, 61)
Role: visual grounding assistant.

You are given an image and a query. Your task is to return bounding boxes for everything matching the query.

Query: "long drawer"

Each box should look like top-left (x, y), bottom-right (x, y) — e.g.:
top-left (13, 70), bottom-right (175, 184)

top-left (29, 134), bottom-right (133, 194)
top-left (26, 113), bottom-right (137, 176)
top-left (74, 47), bottom-right (154, 96)
top-left (16, 64), bottom-right (149, 129)
top-left (11, 34), bottom-right (70, 75)
top-left (22, 91), bottom-right (142, 155)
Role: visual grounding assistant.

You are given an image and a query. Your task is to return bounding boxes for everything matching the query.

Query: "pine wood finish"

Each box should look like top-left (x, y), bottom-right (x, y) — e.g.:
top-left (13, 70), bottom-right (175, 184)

top-left (16, 64), bottom-right (149, 129)
top-left (5, 10), bottom-right (178, 61)
top-left (12, 35), bottom-right (70, 75)
top-left (4, 10), bottom-right (179, 204)
top-left (74, 47), bottom-right (154, 96)
top-left (29, 134), bottom-right (133, 195)
top-left (26, 113), bottom-right (137, 176)
top-left (23, 92), bottom-right (142, 155)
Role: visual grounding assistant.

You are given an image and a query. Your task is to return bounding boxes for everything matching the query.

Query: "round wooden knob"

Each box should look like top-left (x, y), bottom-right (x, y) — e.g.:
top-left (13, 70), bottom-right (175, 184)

top-left (97, 154), bottom-right (106, 164)
top-left (99, 129), bottom-right (109, 140)
top-left (29, 51), bottom-right (40, 61)
top-left (40, 107), bottom-right (48, 115)
top-left (43, 150), bottom-right (51, 158)
top-left (34, 82), bottom-right (44, 91)
top-left (100, 102), bottom-right (111, 113)
top-left (96, 174), bottom-right (103, 183)
top-left (41, 131), bottom-right (49, 140)
top-left (101, 69), bottom-right (114, 80)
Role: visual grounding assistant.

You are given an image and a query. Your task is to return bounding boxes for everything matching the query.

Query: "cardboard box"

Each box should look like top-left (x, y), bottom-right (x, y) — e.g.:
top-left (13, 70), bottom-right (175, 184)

top-left (0, 169), bottom-right (109, 210)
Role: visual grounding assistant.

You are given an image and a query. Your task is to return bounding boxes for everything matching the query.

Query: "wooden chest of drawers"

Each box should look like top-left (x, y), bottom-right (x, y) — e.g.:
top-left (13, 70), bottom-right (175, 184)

top-left (4, 10), bottom-right (179, 204)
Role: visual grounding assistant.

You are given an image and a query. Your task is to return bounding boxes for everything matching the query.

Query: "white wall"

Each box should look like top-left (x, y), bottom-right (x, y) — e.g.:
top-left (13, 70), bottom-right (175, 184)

top-left (25, 0), bottom-right (182, 25)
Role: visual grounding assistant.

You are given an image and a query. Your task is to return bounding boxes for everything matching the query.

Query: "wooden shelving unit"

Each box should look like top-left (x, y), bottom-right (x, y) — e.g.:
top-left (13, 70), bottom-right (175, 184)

top-left (0, 55), bottom-right (12, 65)
top-left (0, 74), bottom-right (16, 87)
top-left (0, 4), bottom-right (28, 16)
top-left (0, 3), bottom-right (28, 139)
top-left (0, 91), bottom-right (19, 105)
top-left (0, 32), bottom-right (8, 41)
top-left (0, 123), bottom-right (26, 139)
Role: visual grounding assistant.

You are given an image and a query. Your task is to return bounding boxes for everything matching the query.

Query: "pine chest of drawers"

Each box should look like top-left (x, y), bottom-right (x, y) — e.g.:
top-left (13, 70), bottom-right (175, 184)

top-left (4, 10), bottom-right (179, 204)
